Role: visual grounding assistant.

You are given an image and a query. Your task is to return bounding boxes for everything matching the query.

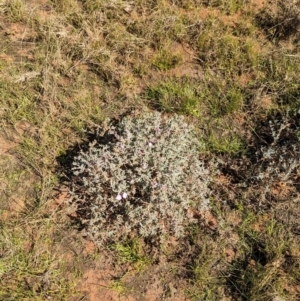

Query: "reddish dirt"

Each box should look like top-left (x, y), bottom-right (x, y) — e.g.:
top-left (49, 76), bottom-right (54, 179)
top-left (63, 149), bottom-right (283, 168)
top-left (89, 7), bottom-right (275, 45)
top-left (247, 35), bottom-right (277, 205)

top-left (0, 186), bottom-right (25, 220)
top-left (71, 239), bottom-right (192, 301)
top-left (0, 134), bottom-right (17, 155)
top-left (165, 42), bottom-right (202, 79)
top-left (250, 0), bottom-right (267, 12)
top-left (225, 247), bottom-right (236, 263)
top-left (0, 134), bottom-right (24, 220)
top-left (0, 53), bottom-right (14, 63)
top-left (275, 200), bottom-right (300, 235)
top-left (70, 236), bottom-right (190, 300)
top-left (83, 240), bottom-right (97, 256)
top-left (238, 73), bottom-right (253, 88)
top-left (51, 188), bottom-right (189, 301)
top-left (4, 23), bottom-right (37, 42)
top-left (78, 266), bottom-right (184, 301)
top-left (0, 197), bottom-right (26, 221)
top-left (0, 128), bottom-right (38, 222)
top-left (270, 181), bottom-right (295, 200)
top-left (78, 268), bottom-right (136, 301)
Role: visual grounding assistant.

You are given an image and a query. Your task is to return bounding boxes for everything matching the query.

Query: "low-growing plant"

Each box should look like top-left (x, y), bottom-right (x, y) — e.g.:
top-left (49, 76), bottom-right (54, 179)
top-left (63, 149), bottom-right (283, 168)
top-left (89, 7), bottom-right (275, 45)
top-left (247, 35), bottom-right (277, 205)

top-left (256, 0), bottom-right (300, 41)
top-left (145, 79), bottom-right (201, 117)
top-left (200, 77), bottom-right (244, 117)
top-left (152, 49), bottom-right (182, 71)
top-left (197, 21), bottom-right (258, 78)
top-left (248, 112), bottom-right (300, 203)
top-left (113, 238), bottom-right (152, 271)
top-left (109, 279), bottom-right (130, 296)
top-left (0, 221), bottom-right (79, 301)
top-left (207, 131), bottom-right (244, 154)
top-left (68, 111), bottom-right (215, 247)
top-left (258, 52), bottom-right (300, 110)
top-left (200, 0), bottom-right (247, 14)
top-left (227, 216), bottom-right (294, 301)
top-left (3, 0), bottom-right (26, 22)
top-left (188, 240), bottom-right (226, 301)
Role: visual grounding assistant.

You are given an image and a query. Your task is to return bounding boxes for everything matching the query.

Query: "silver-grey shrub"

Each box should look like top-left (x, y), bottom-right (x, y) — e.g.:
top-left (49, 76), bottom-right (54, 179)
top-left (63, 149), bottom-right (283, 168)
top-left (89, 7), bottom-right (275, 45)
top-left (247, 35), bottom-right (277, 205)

top-left (69, 111), bottom-right (214, 247)
top-left (250, 114), bottom-right (300, 201)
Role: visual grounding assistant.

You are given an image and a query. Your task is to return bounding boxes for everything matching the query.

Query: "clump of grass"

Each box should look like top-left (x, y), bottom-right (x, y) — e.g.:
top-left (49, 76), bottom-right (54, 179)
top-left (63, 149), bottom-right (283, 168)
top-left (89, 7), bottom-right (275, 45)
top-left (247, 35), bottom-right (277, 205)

top-left (49, 0), bottom-right (81, 15)
top-left (227, 216), bottom-right (297, 301)
top-left (0, 80), bottom-right (37, 125)
top-left (186, 238), bottom-right (227, 301)
top-left (145, 79), bottom-right (201, 117)
top-left (109, 279), bottom-right (131, 296)
top-left (172, 0), bottom-right (247, 14)
top-left (0, 221), bottom-right (79, 301)
top-left (145, 8), bottom-right (187, 47)
top-left (256, 0), bottom-right (300, 41)
top-left (145, 76), bottom-right (244, 118)
top-left (80, 0), bottom-right (103, 13)
top-left (152, 49), bottom-right (182, 71)
top-left (199, 75), bottom-right (244, 117)
top-left (201, 0), bottom-right (248, 14)
top-left (113, 238), bottom-right (152, 272)
top-left (196, 18), bottom-right (259, 78)
top-left (257, 52), bottom-right (300, 111)
top-left (206, 128), bottom-right (244, 154)
top-left (3, 0), bottom-right (26, 22)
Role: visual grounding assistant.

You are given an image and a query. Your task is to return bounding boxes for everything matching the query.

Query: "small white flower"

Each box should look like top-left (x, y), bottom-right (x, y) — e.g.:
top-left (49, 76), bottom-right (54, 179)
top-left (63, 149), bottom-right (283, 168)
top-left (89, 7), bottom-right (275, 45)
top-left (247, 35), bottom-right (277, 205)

top-left (122, 192), bottom-right (128, 199)
top-left (116, 194), bottom-right (122, 201)
top-left (149, 142), bottom-right (153, 147)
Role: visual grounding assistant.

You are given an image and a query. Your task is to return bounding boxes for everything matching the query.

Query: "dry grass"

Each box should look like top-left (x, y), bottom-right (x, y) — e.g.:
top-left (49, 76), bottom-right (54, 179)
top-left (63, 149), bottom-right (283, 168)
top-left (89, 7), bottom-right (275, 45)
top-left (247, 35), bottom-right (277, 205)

top-left (0, 0), bottom-right (300, 300)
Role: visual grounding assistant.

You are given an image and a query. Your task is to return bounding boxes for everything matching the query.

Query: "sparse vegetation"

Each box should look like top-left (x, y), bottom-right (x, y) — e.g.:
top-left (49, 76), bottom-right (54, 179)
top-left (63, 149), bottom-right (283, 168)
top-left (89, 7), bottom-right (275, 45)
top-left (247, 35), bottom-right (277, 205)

top-left (1, 0), bottom-right (300, 300)
top-left (113, 238), bottom-right (152, 272)
top-left (256, 0), bottom-right (300, 41)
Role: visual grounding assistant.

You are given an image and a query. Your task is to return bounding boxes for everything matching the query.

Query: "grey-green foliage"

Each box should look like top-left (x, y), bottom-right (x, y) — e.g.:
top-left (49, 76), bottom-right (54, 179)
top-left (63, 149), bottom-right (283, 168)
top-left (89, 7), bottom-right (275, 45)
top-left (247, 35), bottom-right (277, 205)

top-left (69, 111), bottom-right (214, 247)
top-left (250, 113), bottom-right (300, 200)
